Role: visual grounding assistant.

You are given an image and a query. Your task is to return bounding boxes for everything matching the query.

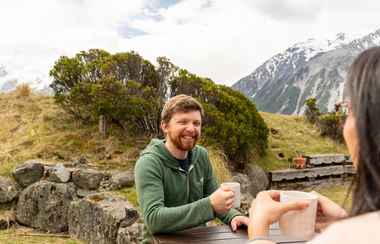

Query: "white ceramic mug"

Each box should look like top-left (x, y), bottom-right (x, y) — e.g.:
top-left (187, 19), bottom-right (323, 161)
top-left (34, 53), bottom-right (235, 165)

top-left (221, 182), bottom-right (241, 208)
top-left (279, 191), bottom-right (318, 240)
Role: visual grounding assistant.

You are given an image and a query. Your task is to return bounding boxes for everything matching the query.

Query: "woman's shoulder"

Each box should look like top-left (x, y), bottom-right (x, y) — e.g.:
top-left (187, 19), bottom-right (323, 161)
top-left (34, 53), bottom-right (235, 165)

top-left (309, 211), bottom-right (380, 244)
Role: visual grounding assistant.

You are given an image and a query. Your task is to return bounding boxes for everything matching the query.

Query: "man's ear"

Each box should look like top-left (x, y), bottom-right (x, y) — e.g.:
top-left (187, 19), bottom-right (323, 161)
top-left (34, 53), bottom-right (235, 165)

top-left (160, 121), bottom-right (168, 134)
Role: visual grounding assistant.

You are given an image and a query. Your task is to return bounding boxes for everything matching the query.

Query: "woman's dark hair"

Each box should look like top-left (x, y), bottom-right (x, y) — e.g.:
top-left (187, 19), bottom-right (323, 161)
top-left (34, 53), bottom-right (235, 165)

top-left (346, 47), bottom-right (380, 215)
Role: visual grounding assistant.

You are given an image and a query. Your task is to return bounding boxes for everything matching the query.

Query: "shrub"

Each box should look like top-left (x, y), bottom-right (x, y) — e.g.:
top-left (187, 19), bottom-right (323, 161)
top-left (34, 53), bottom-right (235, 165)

top-left (170, 70), bottom-right (269, 169)
top-left (317, 112), bottom-right (346, 142)
top-left (304, 97), bottom-right (320, 123)
top-left (16, 84), bottom-right (31, 97)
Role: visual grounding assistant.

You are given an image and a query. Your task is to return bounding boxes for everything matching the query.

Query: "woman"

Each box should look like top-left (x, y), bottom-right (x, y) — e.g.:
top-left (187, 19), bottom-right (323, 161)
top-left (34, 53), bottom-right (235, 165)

top-left (248, 47), bottom-right (380, 243)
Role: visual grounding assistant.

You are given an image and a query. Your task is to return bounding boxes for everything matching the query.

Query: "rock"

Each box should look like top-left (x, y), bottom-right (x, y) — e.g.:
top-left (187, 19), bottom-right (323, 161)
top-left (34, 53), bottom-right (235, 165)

top-left (46, 163), bottom-right (71, 183)
top-left (245, 164), bottom-right (269, 197)
top-left (16, 181), bottom-right (77, 233)
top-left (231, 165), bottom-right (268, 213)
top-left (12, 160), bottom-right (44, 188)
top-left (112, 171), bottom-right (134, 189)
top-left (0, 176), bottom-right (19, 203)
top-left (73, 156), bottom-right (89, 168)
top-left (72, 169), bottom-right (105, 190)
top-left (116, 223), bottom-right (143, 244)
top-left (76, 189), bottom-right (98, 198)
top-left (0, 211), bottom-right (16, 230)
top-left (68, 192), bottom-right (139, 244)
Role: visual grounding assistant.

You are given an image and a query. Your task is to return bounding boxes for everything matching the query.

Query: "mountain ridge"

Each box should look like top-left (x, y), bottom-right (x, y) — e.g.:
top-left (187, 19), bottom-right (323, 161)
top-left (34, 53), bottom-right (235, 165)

top-left (233, 29), bottom-right (380, 114)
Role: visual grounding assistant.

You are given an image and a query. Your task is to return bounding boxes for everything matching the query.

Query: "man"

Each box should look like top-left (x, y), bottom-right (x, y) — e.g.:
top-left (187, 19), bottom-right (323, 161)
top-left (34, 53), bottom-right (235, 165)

top-left (135, 94), bottom-right (249, 243)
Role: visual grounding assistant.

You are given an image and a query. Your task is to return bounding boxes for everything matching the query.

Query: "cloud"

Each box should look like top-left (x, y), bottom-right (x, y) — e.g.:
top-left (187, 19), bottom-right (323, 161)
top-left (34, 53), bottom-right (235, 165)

top-left (1, 0), bottom-right (380, 87)
top-left (247, 0), bottom-right (325, 22)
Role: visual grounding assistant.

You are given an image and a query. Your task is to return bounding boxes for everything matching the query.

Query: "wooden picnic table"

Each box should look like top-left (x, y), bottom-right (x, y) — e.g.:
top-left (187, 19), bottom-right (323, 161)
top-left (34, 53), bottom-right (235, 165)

top-left (153, 224), bottom-right (310, 244)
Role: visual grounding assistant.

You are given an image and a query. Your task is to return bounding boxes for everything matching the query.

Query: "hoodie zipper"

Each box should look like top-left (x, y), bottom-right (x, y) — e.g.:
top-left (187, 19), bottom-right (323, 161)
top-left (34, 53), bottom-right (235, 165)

top-left (179, 164), bottom-right (194, 202)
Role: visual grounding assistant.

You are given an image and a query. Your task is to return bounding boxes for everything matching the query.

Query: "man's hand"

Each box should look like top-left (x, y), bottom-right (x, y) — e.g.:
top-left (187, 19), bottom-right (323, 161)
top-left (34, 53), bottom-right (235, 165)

top-left (230, 215), bottom-right (250, 232)
top-left (209, 185), bottom-right (234, 214)
top-left (310, 191), bottom-right (347, 232)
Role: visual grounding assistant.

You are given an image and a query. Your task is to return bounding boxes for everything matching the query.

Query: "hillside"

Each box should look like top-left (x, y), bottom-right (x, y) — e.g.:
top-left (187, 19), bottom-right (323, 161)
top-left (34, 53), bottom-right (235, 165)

top-left (255, 112), bottom-right (348, 170)
top-left (0, 91), bottom-right (232, 182)
top-left (0, 91), bottom-right (347, 175)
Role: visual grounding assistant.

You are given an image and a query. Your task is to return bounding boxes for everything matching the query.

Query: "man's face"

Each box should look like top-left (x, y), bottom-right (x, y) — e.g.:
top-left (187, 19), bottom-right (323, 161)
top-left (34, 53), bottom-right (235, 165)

top-left (161, 110), bottom-right (202, 152)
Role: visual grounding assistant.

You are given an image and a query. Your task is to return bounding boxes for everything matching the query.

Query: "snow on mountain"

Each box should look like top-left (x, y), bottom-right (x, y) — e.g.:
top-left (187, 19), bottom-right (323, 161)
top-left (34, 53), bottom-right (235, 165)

top-left (233, 29), bottom-right (380, 114)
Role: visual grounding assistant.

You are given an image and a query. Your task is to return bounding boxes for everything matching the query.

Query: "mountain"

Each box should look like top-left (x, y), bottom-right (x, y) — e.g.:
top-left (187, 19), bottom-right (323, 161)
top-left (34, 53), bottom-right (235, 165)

top-left (233, 29), bottom-right (380, 114)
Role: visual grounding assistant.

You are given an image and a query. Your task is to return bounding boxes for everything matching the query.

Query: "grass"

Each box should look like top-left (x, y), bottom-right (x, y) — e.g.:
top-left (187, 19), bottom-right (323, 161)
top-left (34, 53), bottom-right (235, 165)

top-left (0, 92), bottom-right (149, 176)
top-left (304, 183), bottom-right (353, 212)
top-left (0, 228), bottom-right (84, 244)
top-left (254, 112), bottom-right (348, 170)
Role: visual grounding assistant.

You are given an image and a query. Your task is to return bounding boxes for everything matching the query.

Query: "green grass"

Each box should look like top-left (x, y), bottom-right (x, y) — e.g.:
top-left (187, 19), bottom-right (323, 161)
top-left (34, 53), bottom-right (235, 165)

top-left (303, 183), bottom-right (352, 212)
top-left (254, 112), bottom-right (348, 170)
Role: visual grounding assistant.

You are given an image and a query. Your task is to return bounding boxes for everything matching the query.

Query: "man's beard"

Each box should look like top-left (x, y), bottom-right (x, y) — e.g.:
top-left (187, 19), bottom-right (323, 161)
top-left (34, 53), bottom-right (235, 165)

top-left (168, 131), bottom-right (199, 151)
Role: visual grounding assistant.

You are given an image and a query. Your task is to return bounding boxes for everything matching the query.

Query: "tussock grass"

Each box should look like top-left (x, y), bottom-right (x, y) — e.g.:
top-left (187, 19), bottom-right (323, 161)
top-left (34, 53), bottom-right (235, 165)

top-left (208, 147), bottom-right (232, 184)
top-left (254, 112), bottom-right (348, 170)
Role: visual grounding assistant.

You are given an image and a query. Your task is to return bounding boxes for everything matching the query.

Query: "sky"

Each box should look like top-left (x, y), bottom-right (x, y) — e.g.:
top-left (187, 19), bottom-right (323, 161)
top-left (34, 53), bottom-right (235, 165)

top-left (1, 0), bottom-right (380, 86)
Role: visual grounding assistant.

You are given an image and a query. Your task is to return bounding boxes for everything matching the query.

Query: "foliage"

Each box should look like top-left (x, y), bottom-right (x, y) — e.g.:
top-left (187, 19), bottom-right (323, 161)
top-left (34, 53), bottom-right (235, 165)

top-left (169, 70), bottom-right (269, 168)
top-left (318, 112), bottom-right (346, 142)
top-left (304, 97), bottom-right (320, 123)
top-left (304, 97), bottom-right (346, 142)
top-left (50, 49), bottom-right (164, 134)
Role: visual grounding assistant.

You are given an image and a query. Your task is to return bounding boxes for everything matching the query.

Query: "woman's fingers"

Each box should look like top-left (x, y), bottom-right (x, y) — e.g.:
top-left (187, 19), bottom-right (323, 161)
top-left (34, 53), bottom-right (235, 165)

top-left (280, 201), bottom-right (309, 214)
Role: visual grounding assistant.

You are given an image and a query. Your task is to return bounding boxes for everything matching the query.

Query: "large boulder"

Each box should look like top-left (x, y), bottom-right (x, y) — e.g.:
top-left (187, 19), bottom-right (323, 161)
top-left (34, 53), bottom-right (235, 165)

top-left (72, 169), bottom-right (105, 190)
top-left (116, 222), bottom-right (143, 244)
top-left (12, 160), bottom-right (44, 188)
top-left (244, 164), bottom-right (269, 197)
top-left (111, 171), bottom-right (134, 189)
top-left (100, 171), bottom-right (135, 190)
top-left (45, 163), bottom-right (71, 183)
top-left (0, 176), bottom-right (19, 203)
top-left (231, 164), bottom-right (269, 214)
top-left (68, 192), bottom-right (139, 244)
top-left (16, 181), bottom-right (77, 232)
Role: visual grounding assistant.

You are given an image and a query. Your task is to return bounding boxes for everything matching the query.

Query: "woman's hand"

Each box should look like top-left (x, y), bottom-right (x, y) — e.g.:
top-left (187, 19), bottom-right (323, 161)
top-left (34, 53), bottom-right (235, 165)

top-left (248, 190), bottom-right (309, 239)
top-left (310, 191), bottom-right (348, 232)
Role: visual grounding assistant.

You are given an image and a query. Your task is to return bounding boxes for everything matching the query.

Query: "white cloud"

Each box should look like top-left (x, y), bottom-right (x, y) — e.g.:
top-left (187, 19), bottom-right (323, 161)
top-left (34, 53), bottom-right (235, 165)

top-left (0, 0), bottom-right (380, 87)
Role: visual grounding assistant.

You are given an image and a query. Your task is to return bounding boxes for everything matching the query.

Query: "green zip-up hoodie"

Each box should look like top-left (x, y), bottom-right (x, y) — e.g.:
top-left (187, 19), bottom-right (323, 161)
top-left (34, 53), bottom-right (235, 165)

top-left (135, 139), bottom-right (242, 241)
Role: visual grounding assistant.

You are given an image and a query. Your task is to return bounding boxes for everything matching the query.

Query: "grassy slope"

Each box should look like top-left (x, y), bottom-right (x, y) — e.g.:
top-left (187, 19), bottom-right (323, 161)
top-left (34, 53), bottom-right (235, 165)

top-left (255, 112), bottom-right (348, 170)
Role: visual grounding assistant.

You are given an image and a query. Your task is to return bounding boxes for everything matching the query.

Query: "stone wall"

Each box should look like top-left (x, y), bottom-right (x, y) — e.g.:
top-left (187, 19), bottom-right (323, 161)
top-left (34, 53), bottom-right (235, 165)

top-left (0, 159), bottom-right (141, 244)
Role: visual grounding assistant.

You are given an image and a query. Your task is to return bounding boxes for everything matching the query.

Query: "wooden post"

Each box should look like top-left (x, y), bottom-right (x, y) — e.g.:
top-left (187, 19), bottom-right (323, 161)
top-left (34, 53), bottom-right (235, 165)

top-left (99, 115), bottom-right (107, 139)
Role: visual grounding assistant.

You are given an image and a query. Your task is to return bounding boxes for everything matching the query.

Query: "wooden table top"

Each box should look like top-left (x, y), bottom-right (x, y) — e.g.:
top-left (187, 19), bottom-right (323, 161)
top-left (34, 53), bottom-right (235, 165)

top-left (153, 225), bottom-right (310, 244)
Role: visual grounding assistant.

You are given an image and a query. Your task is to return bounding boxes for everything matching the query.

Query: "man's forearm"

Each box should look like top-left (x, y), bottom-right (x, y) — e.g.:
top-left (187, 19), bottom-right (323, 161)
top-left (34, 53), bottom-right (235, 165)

top-left (145, 197), bottom-right (215, 234)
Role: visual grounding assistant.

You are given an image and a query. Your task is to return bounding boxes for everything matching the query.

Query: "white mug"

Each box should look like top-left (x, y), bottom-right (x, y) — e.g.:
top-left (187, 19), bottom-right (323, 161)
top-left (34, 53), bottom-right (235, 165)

top-left (279, 191), bottom-right (318, 240)
top-left (221, 182), bottom-right (241, 208)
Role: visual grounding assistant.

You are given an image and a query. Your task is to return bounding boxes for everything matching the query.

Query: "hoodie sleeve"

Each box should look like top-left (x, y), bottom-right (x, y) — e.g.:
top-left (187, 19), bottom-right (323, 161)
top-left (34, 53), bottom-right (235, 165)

top-left (203, 151), bottom-right (243, 225)
top-left (135, 155), bottom-right (215, 234)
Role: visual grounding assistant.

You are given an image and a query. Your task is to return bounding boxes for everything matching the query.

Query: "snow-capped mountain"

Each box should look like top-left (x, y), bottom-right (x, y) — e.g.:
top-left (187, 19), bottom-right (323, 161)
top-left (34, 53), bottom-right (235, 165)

top-left (233, 29), bottom-right (380, 114)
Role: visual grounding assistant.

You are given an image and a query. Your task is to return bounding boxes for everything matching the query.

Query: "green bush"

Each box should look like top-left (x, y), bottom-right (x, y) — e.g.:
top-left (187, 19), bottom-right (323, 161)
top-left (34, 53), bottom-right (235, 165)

top-left (317, 112), bottom-right (346, 142)
top-left (169, 70), bottom-right (269, 169)
top-left (304, 97), bottom-right (320, 123)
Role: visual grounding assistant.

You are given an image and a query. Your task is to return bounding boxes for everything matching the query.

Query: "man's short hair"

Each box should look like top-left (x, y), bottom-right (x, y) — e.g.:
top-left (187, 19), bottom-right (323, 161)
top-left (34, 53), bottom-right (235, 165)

top-left (161, 94), bottom-right (204, 123)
